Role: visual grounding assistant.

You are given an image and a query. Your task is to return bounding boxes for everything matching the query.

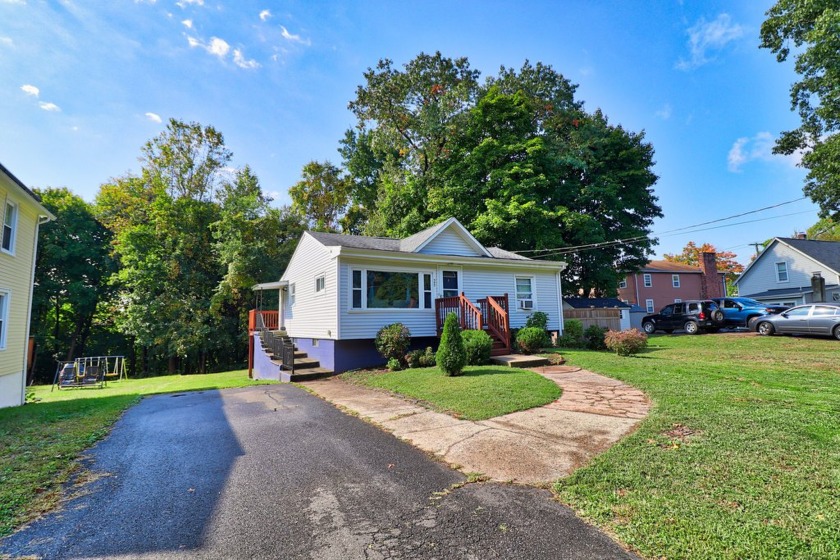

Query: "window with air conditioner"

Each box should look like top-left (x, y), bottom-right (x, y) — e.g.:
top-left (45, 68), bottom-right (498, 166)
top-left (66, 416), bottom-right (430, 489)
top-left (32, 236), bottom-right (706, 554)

top-left (515, 276), bottom-right (534, 310)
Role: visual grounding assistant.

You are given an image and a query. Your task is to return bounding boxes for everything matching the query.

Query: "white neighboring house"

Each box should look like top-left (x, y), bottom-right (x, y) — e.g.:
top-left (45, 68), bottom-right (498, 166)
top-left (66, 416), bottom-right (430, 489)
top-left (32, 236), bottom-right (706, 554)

top-left (251, 218), bottom-right (567, 378)
top-left (735, 236), bottom-right (840, 307)
top-left (0, 162), bottom-right (55, 408)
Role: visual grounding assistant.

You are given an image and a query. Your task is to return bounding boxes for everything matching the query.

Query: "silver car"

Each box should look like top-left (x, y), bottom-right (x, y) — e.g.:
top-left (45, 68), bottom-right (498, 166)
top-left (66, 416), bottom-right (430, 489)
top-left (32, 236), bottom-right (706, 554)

top-left (752, 303), bottom-right (840, 340)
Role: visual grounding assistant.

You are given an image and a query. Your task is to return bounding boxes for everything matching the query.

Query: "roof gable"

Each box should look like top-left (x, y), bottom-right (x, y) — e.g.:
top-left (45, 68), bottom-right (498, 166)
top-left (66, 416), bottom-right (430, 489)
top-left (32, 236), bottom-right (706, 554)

top-left (402, 217), bottom-right (492, 257)
top-left (736, 237), bottom-right (840, 284)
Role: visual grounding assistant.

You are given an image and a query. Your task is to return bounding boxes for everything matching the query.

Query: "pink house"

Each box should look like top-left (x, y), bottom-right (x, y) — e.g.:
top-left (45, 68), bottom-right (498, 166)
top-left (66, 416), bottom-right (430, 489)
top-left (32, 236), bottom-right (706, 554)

top-left (618, 252), bottom-right (726, 314)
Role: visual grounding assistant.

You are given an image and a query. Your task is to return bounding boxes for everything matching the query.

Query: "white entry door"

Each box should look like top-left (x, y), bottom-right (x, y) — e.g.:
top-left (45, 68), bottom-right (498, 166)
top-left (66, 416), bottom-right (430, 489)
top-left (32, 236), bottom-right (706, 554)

top-left (438, 267), bottom-right (462, 298)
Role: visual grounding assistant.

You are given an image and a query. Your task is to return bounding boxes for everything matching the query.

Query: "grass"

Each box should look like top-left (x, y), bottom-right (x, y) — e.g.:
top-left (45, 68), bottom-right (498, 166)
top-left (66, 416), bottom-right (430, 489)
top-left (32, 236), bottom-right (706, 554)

top-left (548, 333), bottom-right (840, 559)
top-left (0, 369), bottom-right (274, 537)
top-left (342, 365), bottom-right (561, 421)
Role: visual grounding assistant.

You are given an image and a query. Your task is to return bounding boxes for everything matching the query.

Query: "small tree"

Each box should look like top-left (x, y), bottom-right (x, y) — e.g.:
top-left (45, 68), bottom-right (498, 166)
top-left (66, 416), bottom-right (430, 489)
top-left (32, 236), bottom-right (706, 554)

top-left (462, 329), bottom-right (493, 365)
top-left (375, 323), bottom-right (411, 363)
top-left (436, 312), bottom-right (466, 376)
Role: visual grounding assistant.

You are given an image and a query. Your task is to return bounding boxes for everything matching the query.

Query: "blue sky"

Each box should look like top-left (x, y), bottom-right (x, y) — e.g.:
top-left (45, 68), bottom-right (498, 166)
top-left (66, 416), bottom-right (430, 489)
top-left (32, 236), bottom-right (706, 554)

top-left (0, 0), bottom-right (819, 265)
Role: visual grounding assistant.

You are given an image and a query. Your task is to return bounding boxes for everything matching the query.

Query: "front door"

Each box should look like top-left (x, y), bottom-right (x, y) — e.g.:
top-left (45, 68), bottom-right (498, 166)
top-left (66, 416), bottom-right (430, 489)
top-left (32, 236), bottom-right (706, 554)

top-left (439, 268), bottom-right (461, 299)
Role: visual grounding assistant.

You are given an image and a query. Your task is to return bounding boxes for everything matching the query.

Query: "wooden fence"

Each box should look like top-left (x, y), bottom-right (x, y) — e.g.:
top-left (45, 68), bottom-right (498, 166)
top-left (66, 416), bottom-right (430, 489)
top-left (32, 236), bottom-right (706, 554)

top-left (564, 308), bottom-right (622, 331)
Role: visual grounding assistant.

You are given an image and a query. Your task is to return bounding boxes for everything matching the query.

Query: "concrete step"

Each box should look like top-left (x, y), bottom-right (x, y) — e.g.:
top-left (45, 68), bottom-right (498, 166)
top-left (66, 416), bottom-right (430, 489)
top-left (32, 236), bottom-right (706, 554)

top-left (287, 368), bottom-right (334, 382)
top-left (490, 354), bottom-right (549, 368)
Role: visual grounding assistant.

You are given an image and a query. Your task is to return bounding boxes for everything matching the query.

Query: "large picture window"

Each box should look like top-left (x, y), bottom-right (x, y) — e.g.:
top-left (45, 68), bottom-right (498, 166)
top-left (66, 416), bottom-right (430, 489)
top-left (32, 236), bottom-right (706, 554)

top-left (351, 269), bottom-right (432, 310)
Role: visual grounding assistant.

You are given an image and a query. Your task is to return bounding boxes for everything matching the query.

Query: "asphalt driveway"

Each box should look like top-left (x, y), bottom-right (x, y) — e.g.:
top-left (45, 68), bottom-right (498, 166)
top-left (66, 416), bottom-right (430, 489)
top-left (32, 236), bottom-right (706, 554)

top-left (1, 385), bottom-right (636, 559)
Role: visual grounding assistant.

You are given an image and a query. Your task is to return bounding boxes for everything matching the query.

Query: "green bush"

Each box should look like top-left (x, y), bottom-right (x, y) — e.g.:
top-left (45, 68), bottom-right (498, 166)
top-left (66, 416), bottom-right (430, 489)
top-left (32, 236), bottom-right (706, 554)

top-left (604, 328), bottom-right (648, 356)
top-left (556, 318), bottom-right (585, 348)
top-left (584, 325), bottom-right (608, 350)
top-left (462, 329), bottom-right (493, 365)
top-left (525, 311), bottom-right (549, 330)
top-left (387, 357), bottom-right (402, 371)
top-left (516, 327), bottom-right (549, 354)
top-left (405, 349), bottom-right (423, 368)
top-left (436, 312), bottom-right (466, 376)
top-left (375, 323), bottom-right (411, 363)
top-left (419, 346), bottom-right (437, 367)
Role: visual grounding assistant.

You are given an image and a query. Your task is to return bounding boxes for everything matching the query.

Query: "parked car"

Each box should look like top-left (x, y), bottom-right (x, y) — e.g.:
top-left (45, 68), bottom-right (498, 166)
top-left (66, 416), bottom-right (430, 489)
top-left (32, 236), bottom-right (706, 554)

top-left (751, 303), bottom-right (840, 340)
top-left (711, 297), bottom-right (788, 328)
top-left (641, 300), bottom-right (724, 335)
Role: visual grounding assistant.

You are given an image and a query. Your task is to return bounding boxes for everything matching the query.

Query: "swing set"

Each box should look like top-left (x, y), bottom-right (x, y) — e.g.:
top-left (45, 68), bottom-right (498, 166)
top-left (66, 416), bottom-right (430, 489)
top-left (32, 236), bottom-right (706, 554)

top-left (52, 356), bottom-right (128, 390)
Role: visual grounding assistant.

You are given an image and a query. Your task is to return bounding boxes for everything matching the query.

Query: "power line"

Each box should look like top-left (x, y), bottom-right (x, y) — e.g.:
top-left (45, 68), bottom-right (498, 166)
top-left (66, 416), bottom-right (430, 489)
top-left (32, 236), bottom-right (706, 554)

top-left (515, 196), bottom-right (810, 257)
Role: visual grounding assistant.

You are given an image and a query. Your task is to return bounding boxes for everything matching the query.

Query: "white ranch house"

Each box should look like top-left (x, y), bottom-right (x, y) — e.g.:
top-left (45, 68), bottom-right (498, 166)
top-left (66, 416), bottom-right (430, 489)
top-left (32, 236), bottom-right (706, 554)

top-left (249, 218), bottom-right (566, 380)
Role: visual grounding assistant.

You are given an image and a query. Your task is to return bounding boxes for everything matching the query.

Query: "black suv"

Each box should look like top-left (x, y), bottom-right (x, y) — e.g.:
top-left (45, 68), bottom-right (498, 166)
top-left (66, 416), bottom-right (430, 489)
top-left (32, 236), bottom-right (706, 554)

top-left (641, 300), bottom-right (724, 335)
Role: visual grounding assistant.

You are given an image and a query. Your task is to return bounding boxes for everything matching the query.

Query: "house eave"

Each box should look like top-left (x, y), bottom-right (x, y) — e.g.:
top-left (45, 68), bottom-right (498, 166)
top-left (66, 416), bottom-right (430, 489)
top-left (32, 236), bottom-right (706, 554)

top-left (334, 246), bottom-right (567, 270)
top-left (0, 162), bottom-right (56, 221)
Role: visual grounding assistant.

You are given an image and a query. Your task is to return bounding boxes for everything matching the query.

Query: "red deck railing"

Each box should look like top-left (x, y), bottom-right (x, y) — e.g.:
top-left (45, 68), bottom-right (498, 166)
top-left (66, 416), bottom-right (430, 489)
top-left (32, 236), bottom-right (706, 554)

top-left (478, 295), bottom-right (511, 355)
top-left (248, 310), bottom-right (280, 377)
top-left (435, 292), bottom-right (482, 334)
top-left (436, 293), bottom-right (511, 355)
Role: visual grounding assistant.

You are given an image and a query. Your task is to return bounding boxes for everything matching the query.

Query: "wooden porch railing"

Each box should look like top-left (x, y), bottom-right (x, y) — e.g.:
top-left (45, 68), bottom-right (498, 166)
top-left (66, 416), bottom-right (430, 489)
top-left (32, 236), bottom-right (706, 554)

top-left (435, 292), bottom-right (483, 335)
top-left (477, 295), bottom-right (511, 355)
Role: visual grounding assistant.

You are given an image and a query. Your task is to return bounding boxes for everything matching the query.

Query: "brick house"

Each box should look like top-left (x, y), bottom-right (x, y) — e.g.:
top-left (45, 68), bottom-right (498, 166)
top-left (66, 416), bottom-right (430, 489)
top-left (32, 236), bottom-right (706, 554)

top-left (617, 252), bottom-right (726, 314)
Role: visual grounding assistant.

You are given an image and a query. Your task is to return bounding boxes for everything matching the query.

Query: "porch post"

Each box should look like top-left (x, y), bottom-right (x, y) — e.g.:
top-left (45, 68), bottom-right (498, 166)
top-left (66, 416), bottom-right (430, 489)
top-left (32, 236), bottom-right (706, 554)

top-left (278, 287), bottom-right (285, 330)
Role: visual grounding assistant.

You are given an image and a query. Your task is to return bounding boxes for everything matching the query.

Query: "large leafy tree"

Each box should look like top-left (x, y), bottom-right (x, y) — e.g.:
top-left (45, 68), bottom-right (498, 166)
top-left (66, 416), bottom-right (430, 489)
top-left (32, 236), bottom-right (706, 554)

top-left (806, 217), bottom-right (840, 241)
top-left (342, 54), bottom-right (661, 295)
top-left (31, 188), bottom-right (115, 381)
top-left (288, 161), bottom-right (350, 232)
top-left (760, 2), bottom-right (840, 218)
top-left (664, 241), bottom-right (744, 295)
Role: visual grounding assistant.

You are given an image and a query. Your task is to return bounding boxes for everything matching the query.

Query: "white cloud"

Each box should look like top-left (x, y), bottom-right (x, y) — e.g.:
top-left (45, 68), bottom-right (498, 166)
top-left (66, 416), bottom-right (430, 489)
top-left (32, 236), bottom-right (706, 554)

top-left (259, 9), bottom-right (271, 21)
top-left (187, 35), bottom-right (230, 59)
top-left (280, 25), bottom-right (310, 46)
top-left (655, 103), bottom-right (672, 120)
top-left (233, 49), bottom-right (260, 69)
top-left (0, 36), bottom-right (13, 47)
top-left (181, 19), bottom-right (192, 29)
top-left (39, 101), bottom-right (61, 112)
top-left (677, 13), bottom-right (744, 70)
top-left (20, 84), bottom-right (39, 97)
top-left (176, 0), bottom-right (203, 7)
top-left (0, 0), bottom-right (27, 4)
top-left (727, 132), bottom-right (801, 172)
top-left (145, 112), bottom-right (162, 123)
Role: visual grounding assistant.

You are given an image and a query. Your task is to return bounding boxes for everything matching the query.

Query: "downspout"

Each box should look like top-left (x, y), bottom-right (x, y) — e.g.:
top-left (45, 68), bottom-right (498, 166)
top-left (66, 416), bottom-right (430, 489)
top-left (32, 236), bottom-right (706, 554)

top-left (556, 270), bottom-right (564, 334)
top-left (634, 273), bottom-right (640, 307)
top-left (22, 215), bottom-right (51, 405)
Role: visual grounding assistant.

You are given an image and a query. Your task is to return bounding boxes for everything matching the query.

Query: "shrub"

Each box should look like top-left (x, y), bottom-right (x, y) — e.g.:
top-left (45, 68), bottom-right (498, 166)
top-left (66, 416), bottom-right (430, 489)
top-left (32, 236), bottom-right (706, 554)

top-left (584, 325), bottom-right (608, 350)
top-left (556, 319), bottom-right (585, 348)
top-left (375, 323), bottom-right (411, 364)
top-left (436, 312), bottom-right (466, 376)
top-left (525, 311), bottom-right (549, 330)
top-left (419, 346), bottom-right (437, 367)
top-left (405, 349), bottom-right (423, 368)
top-left (604, 328), bottom-right (648, 356)
top-left (462, 329), bottom-right (493, 365)
top-left (516, 327), bottom-right (549, 354)
top-left (387, 357), bottom-right (402, 371)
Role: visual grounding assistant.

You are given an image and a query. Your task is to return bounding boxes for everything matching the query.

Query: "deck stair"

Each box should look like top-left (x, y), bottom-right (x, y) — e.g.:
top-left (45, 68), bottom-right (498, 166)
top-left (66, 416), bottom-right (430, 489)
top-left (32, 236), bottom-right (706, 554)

top-left (258, 329), bottom-right (333, 382)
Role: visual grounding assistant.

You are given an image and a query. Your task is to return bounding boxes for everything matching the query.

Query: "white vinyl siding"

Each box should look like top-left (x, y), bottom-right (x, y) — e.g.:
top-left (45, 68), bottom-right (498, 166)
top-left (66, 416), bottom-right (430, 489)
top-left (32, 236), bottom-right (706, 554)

top-left (737, 240), bottom-right (839, 299)
top-left (337, 259), bottom-right (562, 338)
top-left (279, 233), bottom-right (338, 339)
top-left (417, 228), bottom-right (482, 257)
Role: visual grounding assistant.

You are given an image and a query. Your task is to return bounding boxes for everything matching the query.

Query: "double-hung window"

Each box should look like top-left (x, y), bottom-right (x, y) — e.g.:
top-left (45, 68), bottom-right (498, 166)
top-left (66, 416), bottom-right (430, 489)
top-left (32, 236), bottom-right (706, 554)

top-left (776, 262), bottom-right (789, 283)
top-left (0, 291), bottom-right (8, 350)
top-left (289, 283), bottom-right (296, 306)
top-left (351, 270), bottom-right (432, 310)
top-left (2, 201), bottom-right (17, 254)
top-left (315, 274), bottom-right (325, 294)
top-left (515, 276), bottom-right (534, 310)
top-left (672, 274), bottom-right (680, 288)
top-left (643, 273), bottom-right (652, 288)
top-left (618, 278), bottom-right (627, 289)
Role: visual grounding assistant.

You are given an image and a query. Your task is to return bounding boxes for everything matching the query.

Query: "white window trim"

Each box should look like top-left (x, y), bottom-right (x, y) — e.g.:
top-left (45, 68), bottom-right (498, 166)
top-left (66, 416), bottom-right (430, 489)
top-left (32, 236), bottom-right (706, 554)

top-left (643, 273), bottom-right (652, 288)
top-left (618, 278), bottom-right (627, 289)
top-left (289, 283), bottom-right (296, 306)
top-left (2, 200), bottom-right (18, 256)
top-left (315, 273), bottom-right (326, 295)
top-left (514, 275), bottom-right (536, 312)
top-left (775, 262), bottom-right (789, 283)
top-left (645, 298), bottom-right (654, 313)
top-left (674, 298), bottom-right (682, 303)
top-left (0, 289), bottom-right (9, 350)
top-left (350, 267), bottom-right (434, 311)
top-left (672, 274), bottom-right (680, 288)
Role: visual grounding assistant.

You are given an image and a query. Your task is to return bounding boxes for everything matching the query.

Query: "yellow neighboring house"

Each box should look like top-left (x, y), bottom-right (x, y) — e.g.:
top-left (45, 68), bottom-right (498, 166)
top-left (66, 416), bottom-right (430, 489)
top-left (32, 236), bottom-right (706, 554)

top-left (0, 162), bottom-right (55, 408)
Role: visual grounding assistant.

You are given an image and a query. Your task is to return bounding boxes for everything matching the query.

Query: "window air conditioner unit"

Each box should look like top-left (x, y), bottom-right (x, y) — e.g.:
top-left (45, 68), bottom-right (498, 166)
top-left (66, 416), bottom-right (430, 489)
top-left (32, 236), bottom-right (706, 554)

top-left (519, 299), bottom-right (533, 310)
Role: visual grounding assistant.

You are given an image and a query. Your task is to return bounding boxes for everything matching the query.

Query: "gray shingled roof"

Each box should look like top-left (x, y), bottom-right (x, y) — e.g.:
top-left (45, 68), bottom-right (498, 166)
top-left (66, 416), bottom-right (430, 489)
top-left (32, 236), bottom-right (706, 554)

top-left (306, 229), bottom-right (532, 261)
top-left (780, 237), bottom-right (840, 273)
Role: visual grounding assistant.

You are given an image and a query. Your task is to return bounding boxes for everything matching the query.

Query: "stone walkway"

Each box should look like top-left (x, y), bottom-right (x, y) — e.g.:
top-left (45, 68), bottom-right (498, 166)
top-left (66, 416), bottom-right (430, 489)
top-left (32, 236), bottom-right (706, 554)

top-left (300, 366), bottom-right (650, 485)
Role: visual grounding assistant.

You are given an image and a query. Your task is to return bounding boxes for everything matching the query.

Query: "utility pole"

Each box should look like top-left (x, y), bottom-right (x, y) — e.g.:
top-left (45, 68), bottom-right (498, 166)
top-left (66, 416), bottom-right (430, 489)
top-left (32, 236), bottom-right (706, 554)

top-left (748, 242), bottom-right (763, 256)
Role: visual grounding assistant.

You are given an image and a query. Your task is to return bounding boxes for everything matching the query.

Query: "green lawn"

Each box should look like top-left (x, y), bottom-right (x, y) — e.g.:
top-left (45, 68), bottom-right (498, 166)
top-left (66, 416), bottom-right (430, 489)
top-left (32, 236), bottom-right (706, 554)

top-left (1, 370), bottom-right (274, 537)
top-left (549, 334), bottom-right (840, 559)
top-left (342, 365), bottom-right (562, 421)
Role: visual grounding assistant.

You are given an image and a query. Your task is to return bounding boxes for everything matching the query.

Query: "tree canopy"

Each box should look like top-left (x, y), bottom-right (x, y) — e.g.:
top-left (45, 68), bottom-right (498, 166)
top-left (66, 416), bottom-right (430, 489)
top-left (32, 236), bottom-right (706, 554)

top-left (760, 2), bottom-right (840, 218)
top-left (663, 241), bottom-right (744, 295)
top-left (336, 53), bottom-right (662, 295)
